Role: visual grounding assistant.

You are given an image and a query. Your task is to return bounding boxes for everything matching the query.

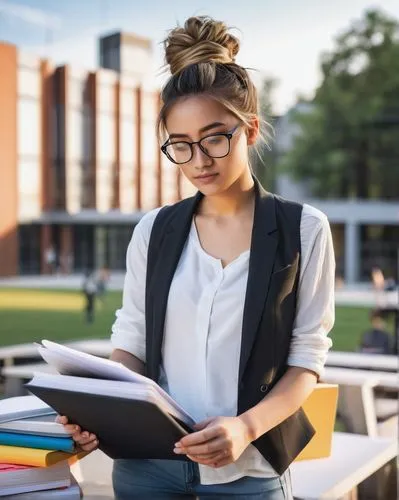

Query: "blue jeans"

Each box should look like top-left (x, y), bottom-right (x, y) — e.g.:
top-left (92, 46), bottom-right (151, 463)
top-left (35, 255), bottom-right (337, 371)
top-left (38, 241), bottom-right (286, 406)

top-left (112, 458), bottom-right (293, 499)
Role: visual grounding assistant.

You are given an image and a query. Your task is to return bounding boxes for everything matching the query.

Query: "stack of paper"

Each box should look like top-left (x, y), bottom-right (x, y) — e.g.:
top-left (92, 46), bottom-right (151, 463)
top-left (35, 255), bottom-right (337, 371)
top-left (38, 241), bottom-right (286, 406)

top-left (36, 339), bottom-right (194, 427)
top-left (0, 396), bottom-right (82, 498)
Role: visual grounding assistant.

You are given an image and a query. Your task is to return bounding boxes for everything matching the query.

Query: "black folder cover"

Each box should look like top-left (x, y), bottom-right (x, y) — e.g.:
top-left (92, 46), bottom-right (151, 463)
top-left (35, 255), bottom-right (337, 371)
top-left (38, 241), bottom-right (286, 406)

top-left (25, 385), bottom-right (192, 460)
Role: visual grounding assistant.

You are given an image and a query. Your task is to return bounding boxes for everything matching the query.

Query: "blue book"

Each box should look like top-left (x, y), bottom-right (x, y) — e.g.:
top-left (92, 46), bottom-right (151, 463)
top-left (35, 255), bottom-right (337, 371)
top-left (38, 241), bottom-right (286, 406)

top-left (0, 431), bottom-right (75, 452)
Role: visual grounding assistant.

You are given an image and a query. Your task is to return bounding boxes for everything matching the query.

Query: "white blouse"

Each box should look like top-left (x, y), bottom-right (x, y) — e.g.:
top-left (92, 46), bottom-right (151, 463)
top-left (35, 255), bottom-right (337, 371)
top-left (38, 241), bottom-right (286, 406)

top-left (111, 202), bottom-right (335, 485)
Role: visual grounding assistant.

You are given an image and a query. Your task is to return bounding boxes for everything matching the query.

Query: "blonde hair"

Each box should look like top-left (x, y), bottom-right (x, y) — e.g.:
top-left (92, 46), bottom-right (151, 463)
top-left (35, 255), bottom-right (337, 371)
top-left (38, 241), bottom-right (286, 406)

top-left (157, 16), bottom-right (269, 148)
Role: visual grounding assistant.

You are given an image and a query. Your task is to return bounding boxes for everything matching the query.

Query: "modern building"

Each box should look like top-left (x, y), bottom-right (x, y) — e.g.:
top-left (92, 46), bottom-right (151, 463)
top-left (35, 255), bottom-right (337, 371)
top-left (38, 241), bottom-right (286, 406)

top-left (274, 103), bottom-right (399, 284)
top-left (0, 32), bottom-right (195, 277)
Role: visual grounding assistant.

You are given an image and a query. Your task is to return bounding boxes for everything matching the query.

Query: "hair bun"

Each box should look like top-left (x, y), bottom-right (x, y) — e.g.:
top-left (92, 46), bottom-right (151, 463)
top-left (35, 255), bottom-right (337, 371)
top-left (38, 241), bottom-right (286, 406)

top-left (164, 16), bottom-right (240, 76)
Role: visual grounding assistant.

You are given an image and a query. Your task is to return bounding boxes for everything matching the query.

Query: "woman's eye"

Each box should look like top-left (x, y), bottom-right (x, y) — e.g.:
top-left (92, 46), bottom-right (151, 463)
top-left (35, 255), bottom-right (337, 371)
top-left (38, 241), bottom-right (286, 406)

top-left (173, 143), bottom-right (189, 151)
top-left (205, 136), bottom-right (224, 145)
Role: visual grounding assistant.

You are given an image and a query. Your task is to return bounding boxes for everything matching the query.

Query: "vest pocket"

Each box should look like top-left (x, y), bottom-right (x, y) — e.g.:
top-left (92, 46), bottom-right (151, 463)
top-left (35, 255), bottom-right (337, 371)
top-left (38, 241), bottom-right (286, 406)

top-left (270, 263), bottom-right (297, 302)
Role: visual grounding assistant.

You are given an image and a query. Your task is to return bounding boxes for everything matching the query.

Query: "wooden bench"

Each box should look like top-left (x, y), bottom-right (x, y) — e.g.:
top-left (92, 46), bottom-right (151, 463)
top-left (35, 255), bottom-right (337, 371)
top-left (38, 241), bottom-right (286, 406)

top-left (0, 339), bottom-right (112, 369)
top-left (1, 363), bottom-right (56, 397)
top-left (291, 432), bottom-right (397, 499)
top-left (0, 339), bottom-right (112, 396)
top-left (321, 367), bottom-right (398, 499)
top-left (326, 351), bottom-right (397, 372)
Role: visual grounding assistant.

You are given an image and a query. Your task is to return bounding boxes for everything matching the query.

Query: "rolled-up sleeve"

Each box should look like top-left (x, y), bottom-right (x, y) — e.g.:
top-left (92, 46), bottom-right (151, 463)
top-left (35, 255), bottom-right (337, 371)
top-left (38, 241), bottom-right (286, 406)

top-left (110, 208), bottom-right (161, 361)
top-left (287, 206), bottom-right (335, 378)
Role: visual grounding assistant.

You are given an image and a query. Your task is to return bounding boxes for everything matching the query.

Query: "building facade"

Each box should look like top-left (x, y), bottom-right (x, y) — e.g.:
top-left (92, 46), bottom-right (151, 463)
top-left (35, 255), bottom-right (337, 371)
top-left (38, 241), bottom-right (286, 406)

top-left (0, 33), bottom-right (195, 277)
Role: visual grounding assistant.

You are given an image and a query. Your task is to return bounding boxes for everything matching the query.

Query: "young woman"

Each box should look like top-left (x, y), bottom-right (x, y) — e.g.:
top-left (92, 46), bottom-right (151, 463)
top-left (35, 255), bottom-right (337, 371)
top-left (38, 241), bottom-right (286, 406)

top-left (58, 15), bottom-right (335, 499)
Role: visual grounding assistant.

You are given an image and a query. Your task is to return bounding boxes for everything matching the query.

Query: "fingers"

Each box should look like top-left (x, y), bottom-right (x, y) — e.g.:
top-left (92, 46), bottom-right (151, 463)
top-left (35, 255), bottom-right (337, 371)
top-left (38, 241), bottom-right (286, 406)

top-left (177, 426), bottom-right (221, 448)
top-left (174, 437), bottom-right (228, 457)
top-left (55, 415), bottom-right (68, 424)
top-left (55, 416), bottom-right (99, 452)
top-left (76, 435), bottom-right (99, 452)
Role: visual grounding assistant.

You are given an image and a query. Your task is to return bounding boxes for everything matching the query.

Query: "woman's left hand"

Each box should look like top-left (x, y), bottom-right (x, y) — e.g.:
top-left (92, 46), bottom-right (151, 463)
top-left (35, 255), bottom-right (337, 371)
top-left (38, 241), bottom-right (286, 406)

top-left (173, 416), bottom-right (252, 468)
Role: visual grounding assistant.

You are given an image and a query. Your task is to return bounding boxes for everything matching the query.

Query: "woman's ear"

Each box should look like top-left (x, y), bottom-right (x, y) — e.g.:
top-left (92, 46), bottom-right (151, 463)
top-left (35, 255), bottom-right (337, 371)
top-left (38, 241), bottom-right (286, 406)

top-left (246, 117), bottom-right (260, 146)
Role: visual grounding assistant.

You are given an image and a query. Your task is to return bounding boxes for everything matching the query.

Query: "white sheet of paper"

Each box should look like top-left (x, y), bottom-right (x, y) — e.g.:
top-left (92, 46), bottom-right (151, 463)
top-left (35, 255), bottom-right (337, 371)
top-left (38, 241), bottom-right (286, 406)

top-left (37, 340), bottom-right (195, 425)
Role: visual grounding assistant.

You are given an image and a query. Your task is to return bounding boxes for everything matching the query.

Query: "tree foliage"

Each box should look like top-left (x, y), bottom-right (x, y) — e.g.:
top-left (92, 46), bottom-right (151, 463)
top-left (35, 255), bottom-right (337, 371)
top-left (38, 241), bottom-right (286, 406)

top-left (281, 9), bottom-right (399, 199)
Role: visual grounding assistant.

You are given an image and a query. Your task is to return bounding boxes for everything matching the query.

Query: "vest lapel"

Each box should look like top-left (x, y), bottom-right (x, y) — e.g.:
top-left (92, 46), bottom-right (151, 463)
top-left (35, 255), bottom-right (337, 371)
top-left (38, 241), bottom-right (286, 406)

top-left (239, 182), bottom-right (278, 382)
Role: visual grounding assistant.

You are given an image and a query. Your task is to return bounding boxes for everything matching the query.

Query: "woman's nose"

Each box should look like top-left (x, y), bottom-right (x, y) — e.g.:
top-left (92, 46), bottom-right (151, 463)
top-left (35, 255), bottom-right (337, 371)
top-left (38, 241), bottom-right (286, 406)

top-left (191, 143), bottom-right (213, 169)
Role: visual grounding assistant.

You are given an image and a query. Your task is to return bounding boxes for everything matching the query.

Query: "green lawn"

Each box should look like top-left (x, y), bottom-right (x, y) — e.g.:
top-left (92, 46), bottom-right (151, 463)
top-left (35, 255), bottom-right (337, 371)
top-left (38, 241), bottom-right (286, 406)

top-left (0, 287), bottom-right (390, 351)
top-left (0, 288), bottom-right (122, 346)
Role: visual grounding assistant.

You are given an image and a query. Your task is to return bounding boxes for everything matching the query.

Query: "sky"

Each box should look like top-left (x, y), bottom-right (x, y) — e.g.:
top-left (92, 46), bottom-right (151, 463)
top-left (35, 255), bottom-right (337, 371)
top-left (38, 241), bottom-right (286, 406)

top-left (0, 0), bottom-right (398, 114)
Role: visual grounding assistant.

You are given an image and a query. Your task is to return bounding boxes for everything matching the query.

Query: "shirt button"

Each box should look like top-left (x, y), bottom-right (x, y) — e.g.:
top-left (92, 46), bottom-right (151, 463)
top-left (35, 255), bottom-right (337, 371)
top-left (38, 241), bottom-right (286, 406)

top-left (260, 384), bottom-right (268, 393)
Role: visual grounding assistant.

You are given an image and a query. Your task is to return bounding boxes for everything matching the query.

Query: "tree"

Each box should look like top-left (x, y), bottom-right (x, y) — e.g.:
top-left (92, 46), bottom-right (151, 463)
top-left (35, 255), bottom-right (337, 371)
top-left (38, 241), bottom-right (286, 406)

top-left (280, 9), bottom-right (399, 200)
top-left (252, 77), bottom-right (279, 190)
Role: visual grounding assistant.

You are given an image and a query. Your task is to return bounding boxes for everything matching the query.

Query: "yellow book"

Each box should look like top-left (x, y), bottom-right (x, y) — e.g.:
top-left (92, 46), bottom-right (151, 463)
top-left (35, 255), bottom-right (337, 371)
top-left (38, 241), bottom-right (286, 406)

top-left (295, 383), bottom-right (339, 461)
top-left (0, 445), bottom-right (85, 467)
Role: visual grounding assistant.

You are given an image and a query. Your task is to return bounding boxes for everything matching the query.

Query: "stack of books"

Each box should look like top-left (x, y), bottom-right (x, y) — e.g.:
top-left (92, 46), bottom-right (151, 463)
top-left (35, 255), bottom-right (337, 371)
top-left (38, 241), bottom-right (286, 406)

top-left (0, 395), bottom-right (83, 499)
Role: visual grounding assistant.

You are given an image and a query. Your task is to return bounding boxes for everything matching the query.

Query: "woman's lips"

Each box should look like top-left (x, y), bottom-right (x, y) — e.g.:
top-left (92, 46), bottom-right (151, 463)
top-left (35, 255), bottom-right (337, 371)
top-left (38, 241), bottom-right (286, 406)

top-left (194, 173), bottom-right (219, 184)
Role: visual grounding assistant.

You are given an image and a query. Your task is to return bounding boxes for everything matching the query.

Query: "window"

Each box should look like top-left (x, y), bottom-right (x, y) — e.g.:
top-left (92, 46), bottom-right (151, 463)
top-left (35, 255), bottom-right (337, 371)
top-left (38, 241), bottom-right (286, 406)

top-left (98, 84), bottom-right (115, 114)
top-left (120, 119), bottom-right (136, 164)
top-left (69, 109), bottom-right (84, 161)
top-left (18, 99), bottom-right (41, 157)
top-left (18, 67), bottom-right (40, 98)
top-left (120, 88), bottom-right (136, 118)
top-left (18, 158), bottom-right (41, 220)
top-left (68, 79), bottom-right (86, 108)
top-left (97, 114), bottom-right (115, 162)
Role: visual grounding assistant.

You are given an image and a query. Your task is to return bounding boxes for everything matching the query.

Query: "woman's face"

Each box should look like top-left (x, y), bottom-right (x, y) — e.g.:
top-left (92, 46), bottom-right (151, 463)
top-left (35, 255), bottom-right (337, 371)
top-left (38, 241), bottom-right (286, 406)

top-left (164, 95), bottom-right (258, 196)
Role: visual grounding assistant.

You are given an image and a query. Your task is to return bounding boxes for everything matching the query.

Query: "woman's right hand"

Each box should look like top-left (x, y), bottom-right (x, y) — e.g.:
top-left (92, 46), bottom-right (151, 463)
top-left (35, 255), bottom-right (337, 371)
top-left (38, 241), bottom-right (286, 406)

top-left (56, 415), bottom-right (99, 452)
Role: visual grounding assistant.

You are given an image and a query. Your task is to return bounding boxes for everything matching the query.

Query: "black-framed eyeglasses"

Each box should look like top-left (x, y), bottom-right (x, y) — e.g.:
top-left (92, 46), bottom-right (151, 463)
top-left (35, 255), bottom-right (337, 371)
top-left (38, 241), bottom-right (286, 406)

top-left (161, 124), bottom-right (241, 165)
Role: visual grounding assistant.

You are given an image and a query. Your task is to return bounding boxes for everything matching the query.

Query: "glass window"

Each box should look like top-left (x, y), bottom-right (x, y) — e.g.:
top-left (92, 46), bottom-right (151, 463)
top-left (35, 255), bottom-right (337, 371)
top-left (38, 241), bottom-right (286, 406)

top-left (119, 163), bottom-right (137, 212)
top-left (120, 88), bottom-right (135, 118)
top-left (18, 158), bottom-right (40, 220)
top-left (18, 67), bottom-right (40, 98)
top-left (69, 109), bottom-right (84, 161)
top-left (97, 114), bottom-right (115, 162)
top-left (68, 78), bottom-right (86, 108)
top-left (19, 224), bottom-right (41, 274)
top-left (18, 99), bottom-right (41, 157)
top-left (98, 84), bottom-right (115, 114)
top-left (66, 162), bottom-right (83, 213)
top-left (96, 162), bottom-right (114, 212)
top-left (120, 119), bottom-right (136, 164)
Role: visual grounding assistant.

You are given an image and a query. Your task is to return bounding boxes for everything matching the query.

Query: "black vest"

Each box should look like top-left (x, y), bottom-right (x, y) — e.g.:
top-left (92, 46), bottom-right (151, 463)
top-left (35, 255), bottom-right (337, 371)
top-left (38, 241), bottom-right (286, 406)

top-left (145, 179), bottom-right (315, 475)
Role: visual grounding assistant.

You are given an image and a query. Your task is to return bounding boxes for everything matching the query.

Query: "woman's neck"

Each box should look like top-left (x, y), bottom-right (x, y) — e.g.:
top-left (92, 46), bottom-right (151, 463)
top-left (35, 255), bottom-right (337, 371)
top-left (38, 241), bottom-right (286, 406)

top-left (199, 173), bottom-right (255, 217)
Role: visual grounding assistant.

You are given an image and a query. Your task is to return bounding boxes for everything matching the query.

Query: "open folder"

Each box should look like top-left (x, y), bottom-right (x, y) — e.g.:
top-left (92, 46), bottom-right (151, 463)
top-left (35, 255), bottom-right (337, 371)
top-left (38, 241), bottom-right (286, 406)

top-left (26, 340), bottom-right (194, 460)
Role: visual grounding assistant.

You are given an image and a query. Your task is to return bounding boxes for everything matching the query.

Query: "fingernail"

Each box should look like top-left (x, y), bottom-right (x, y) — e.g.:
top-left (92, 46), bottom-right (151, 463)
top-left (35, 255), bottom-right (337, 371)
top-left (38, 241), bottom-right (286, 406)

top-left (82, 432), bottom-right (88, 438)
top-left (173, 448), bottom-right (181, 454)
top-left (174, 442), bottom-right (181, 447)
top-left (75, 426), bottom-right (79, 431)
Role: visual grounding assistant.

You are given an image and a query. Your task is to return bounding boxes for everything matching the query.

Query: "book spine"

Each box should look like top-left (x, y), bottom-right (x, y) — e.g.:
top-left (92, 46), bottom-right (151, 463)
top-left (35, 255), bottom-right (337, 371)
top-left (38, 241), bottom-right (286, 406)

top-left (0, 432), bottom-right (74, 452)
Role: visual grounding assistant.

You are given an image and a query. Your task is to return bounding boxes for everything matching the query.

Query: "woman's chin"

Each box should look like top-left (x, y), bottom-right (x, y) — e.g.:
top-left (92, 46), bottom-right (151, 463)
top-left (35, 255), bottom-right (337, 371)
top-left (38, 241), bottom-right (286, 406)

top-left (192, 177), bottom-right (225, 196)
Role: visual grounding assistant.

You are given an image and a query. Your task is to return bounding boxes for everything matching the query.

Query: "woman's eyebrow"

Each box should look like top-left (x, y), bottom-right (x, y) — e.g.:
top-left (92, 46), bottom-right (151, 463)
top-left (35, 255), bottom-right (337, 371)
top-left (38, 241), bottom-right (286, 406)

top-left (168, 121), bottom-right (226, 140)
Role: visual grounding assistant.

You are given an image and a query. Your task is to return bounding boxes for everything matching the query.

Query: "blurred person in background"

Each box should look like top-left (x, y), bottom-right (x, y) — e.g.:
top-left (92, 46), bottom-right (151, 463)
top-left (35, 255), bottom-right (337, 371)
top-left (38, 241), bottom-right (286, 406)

top-left (45, 245), bottom-right (57, 275)
top-left (58, 15), bottom-right (335, 499)
top-left (82, 270), bottom-right (97, 323)
top-left (358, 308), bottom-right (393, 355)
top-left (96, 267), bottom-right (110, 307)
top-left (371, 265), bottom-right (386, 307)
